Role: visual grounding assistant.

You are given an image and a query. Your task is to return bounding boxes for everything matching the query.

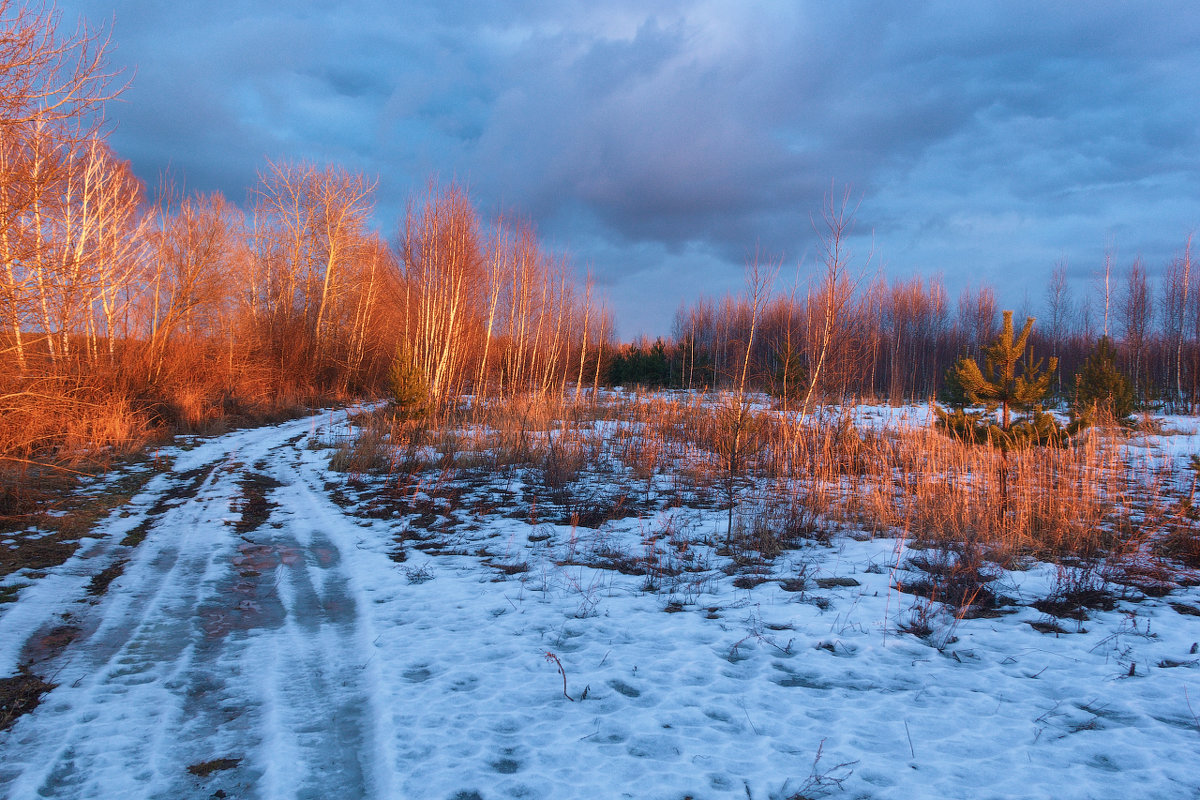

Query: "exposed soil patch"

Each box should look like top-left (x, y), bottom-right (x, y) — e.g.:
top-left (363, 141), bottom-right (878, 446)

top-left (0, 670), bottom-right (56, 733)
top-left (119, 518), bottom-right (155, 548)
top-left (87, 557), bottom-right (130, 596)
top-left (0, 532), bottom-right (79, 579)
top-left (233, 472), bottom-right (284, 534)
top-left (187, 757), bottom-right (242, 777)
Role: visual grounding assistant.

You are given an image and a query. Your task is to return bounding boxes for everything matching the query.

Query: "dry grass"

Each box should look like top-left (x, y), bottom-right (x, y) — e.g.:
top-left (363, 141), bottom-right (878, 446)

top-left (338, 391), bottom-right (1190, 586)
top-left (1, 457), bottom-right (161, 579)
top-left (444, 393), bottom-right (1180, 568)
top-left (0, 670), bottom-right (56, 734)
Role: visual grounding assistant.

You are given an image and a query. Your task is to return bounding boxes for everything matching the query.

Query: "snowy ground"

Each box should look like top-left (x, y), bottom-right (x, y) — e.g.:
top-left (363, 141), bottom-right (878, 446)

top-left (2, 407), bottom-right (1199, 799)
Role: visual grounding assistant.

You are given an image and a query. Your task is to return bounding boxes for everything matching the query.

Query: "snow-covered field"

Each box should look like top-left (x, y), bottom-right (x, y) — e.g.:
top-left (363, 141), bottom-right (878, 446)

top-left (2, 406), bottom-right (1199, 799)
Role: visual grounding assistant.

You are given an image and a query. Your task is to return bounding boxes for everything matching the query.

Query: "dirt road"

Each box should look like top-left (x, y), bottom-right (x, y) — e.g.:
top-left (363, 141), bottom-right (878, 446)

top-left (1, 412), bottom-right (396, 799)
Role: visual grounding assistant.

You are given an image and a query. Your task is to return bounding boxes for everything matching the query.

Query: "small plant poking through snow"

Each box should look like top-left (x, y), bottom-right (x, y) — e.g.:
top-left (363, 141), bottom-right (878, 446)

top-left (774, 739), bottom-right (858, 799)
top-left (544, 652), bottom-right (573, 701)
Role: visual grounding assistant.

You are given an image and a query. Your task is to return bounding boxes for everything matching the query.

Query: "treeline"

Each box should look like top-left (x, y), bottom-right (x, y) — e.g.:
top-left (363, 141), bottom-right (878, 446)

top-left (0, 3), bottom-right (607, 476)
top-left (611, 243), bottom-right (1200, 413)
top-left (4, 2), bottom-right (1198, 484)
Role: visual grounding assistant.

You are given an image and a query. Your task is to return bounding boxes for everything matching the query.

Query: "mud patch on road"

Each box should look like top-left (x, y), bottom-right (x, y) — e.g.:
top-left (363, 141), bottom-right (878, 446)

top-left (22, 624), bottom-right (82, 665)
top-left (87, 556), bottom-right (130, 596)
top-left (187, 756), bottom-right (242, 777)
top-left (233, 473), bottom-right (284, 534)
top-left (3, 624), bottom-right (79, 732)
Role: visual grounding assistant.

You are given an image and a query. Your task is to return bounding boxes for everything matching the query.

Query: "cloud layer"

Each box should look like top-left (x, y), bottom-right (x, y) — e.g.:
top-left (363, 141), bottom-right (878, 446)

top-left (58, 0), bottom-right (1200, 335)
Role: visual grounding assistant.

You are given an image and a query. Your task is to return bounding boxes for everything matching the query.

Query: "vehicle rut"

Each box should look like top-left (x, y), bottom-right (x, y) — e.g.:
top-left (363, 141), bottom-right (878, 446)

top-left (0, 412), bottom-right (393, 800)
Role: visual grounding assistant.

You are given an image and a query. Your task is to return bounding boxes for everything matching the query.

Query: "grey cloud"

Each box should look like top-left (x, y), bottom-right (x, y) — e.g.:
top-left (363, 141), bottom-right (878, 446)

top-left (52, 0), bottom-right (1200, 335)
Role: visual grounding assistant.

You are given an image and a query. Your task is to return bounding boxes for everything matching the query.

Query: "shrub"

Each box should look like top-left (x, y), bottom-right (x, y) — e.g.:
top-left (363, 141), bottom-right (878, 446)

top-left (1073, 336), bottom-right (1134, 425)
top-left (934, 311), bottom-right (1071, 449)
top-left (388, 343), bottom-right (430, 420)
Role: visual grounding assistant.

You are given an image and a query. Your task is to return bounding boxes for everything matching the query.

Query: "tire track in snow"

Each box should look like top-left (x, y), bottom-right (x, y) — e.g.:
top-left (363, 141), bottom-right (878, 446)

top-left (0, 411), bottom-right (395, 800)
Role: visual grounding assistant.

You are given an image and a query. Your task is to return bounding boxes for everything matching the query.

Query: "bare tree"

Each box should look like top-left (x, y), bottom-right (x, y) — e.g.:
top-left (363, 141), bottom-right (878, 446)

top-left (721, 251), bottom-right (777, 539)
top-left (1046, 260), bottom-right (1073, 393)
top-left (1163, 236), bottom-right (1193, 409)
top-left (799, 188), bottom-right (867, 418)
top-left (0, 2), bottom-right (124, 373)
top-left (1120, 259), bottom-right (1151, 400)
top-left (310, 165), bottom-right (374, 354)
top-left (147, 191), bottom-right (240, 382)
top-left (1100, 243), bottom-right (1115, 339)
top-left (399, 180), bottom-right (484, 405)
top-left (0, 1), bottom-right (122, 130)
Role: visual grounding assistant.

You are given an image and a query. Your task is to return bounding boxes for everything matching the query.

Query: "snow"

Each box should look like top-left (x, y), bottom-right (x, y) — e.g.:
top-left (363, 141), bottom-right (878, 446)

top-left (1, 406), bottom-right (1199, 799)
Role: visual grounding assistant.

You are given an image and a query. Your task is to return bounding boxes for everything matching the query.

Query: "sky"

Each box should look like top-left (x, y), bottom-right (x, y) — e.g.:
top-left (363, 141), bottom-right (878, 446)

top-left (53, 0), bottom-right (1200, 339)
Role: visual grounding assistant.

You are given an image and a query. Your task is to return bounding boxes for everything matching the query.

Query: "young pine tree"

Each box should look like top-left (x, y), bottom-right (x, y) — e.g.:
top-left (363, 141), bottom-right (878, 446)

top-left (1073, 336), bottom-right (1134, 425)
top-left (938, 355), bottom-right (974, 410)
top-left (936, 311), bottom-right (1066, 448)
top-left (388, 343), bottom-right (431, 421)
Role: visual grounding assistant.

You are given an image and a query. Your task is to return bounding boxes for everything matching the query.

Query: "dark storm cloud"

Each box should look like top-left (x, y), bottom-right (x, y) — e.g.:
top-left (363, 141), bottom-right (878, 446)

top-left (53, 0), bottom-right (1200, 335)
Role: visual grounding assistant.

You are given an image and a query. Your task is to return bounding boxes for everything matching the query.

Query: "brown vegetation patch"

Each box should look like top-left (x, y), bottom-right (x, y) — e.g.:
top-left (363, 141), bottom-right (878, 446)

top-left (1157, 658), bottom-right (1199, 669)
top-left (1156, 525), bottom-right (1200, 569)
top-left (898, 552), bottom-right (1012, 617)
top-left (0, 670), bottom-right (56, 733)
top-left (488, 560), bottom-right (530, 576)
top-left (1, 461), bottom-right (160, 579)
top-left (1033, 588), bottom-right (1118, 620)
top-left (814, 577), bottom-right (861, 589)
top-left (895, 578), bottom-right (1011, 620)
top-left (552, 492), bottom-right (632, 529)
top-left (1111, 561), bottom-right (1179, 598)
top-left (733, 574), bottom-right (771, 589)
